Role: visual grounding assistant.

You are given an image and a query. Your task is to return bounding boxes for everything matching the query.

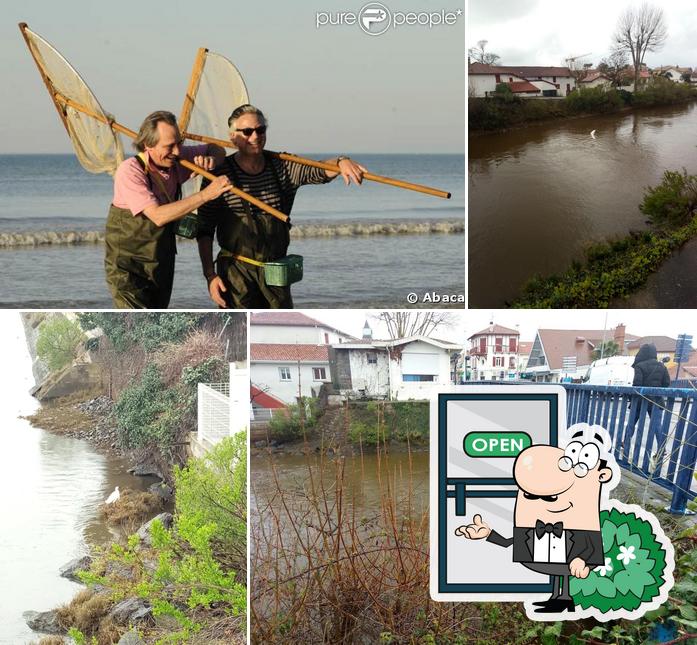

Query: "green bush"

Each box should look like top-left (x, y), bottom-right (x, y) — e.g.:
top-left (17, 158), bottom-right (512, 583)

top-left (570, 507), bottom-right (669, 612)
top-left (36, 316), bottom-right (86, 371)
top-left (77, 313), bottom-right (206, 352)
top-left (174, 432), bottom-right (246, 570)
top-left (268, 398), bottom-right (318, 443)
top-left (349, 420), bottom-right (387, 446)
top-left (633, 77), bottom-right (697, 107)
top-left (391, 401), bottom-right (429, 443)
top-left (640, 169), bottom-right (697, 227)
top-left (565, 87), bottom-right (624, 114)
top-left (82, 436), bottom-right (248, 642)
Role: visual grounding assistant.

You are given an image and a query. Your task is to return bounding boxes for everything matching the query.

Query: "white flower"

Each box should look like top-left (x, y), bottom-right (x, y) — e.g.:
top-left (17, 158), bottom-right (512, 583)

top-left (616, 545), bottom-right (637, 566)
top-left (595, 557), bottom-right (613, 576)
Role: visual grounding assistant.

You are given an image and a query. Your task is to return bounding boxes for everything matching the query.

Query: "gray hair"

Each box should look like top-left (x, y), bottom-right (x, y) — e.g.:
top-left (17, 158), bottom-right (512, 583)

top-left (133, 111), bottom-right (179, 152)
top-left (228, 104), bottom-right (267, 130)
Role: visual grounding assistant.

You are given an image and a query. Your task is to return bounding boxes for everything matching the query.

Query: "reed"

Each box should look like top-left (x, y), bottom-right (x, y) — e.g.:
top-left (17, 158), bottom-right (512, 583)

top-left (251, 438), bottom-right (529, 644)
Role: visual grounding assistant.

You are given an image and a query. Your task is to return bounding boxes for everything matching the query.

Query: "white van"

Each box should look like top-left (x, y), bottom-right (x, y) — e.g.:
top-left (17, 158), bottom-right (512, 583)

top-left (585, 356), bottom-right (635, 386)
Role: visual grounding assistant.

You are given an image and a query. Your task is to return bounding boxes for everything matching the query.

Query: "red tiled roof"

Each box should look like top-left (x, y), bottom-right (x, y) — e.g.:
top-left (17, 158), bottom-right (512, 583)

top-left (503, 66), bottom-right (573, 78)
top-left (250, 343), bottom-right (329, 362)
top-left (469, 324), bottom-right (520, 339)
top-left (468, 62), bottom-right (515, 75)
top-left (468, 63), bottom-right (573, 79)
top-left (508, 81), bottom-right (540, 93)
top-left (579, 72), bottom-right (610, 83)
top-left (518, 341), bottom-right (534, 356)
top-left (251, 384), bottom-right (287, 409)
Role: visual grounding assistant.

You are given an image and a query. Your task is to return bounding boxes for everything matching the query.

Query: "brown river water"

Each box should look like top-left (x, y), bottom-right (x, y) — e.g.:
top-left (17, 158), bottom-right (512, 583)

top-left (0, 313), bottom-right (156, 644)
top-left (468, 102), bottom-right (697, 307)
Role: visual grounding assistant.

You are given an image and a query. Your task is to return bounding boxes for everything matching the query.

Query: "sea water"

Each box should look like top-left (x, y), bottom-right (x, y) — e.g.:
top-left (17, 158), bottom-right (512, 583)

top-left (0, 154), bottom-right (464, 308)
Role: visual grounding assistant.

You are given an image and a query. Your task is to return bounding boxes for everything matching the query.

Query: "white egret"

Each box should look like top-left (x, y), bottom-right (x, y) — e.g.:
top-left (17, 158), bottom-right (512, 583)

top-left (590, 129), bottom-right (597, 139)
top-left (105, 486), bottom-right (120, 504)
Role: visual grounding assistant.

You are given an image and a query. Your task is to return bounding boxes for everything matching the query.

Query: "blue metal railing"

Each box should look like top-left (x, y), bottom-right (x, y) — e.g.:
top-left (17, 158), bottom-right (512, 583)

top-left (456, 381), bottom-right (697, 513)
top-left (563, 384), bottom-right (697, 514)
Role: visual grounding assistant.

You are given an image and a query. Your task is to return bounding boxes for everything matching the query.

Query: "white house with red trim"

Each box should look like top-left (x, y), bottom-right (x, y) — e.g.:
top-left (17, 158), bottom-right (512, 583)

top-left (469, 63), bottom-right (576, 97)
top-left (250, 312), bottom-right (355, 406)
top-left (467, 323), bottom-right (521, 381)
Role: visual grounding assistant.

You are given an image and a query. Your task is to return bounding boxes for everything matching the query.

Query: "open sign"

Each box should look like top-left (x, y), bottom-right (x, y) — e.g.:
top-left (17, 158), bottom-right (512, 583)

top-left (464, 432), bottom-right (532, 457)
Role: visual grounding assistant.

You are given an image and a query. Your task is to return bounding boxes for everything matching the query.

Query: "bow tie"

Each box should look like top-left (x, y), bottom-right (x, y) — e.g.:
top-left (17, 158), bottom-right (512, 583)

top-left (535, 520), bottom-right (563, 539)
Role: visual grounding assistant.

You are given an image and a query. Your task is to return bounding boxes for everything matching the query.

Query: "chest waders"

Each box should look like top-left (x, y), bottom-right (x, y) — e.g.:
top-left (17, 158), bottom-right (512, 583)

top-left (216, 155), bottom-right (296, 309)
top-left (104, 156), bottom-right (180, 309)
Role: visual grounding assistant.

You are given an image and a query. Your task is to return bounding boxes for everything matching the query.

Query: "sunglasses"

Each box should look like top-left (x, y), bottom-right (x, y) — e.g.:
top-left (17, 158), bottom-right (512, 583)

top-left (235, 126), bottom-right (267, 137)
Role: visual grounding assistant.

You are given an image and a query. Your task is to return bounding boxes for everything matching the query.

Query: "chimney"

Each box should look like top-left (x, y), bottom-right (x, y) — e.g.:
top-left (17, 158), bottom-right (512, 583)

top-left (614, 323), bottom-right (626, 352)
top-left (362, 320), bottom-right (373, 340)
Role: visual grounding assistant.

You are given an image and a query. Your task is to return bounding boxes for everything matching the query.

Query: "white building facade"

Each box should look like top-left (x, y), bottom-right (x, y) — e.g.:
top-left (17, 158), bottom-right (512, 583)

top-left (467, 324), bottom-right (520, 381)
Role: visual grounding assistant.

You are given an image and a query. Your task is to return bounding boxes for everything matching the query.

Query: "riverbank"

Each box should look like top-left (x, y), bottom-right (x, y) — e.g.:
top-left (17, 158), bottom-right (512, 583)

top-left (23, 393), bottom-right (246, 645)
top-left (252, 400), bottom-right (430, 457)
top-left (23, 394), bottom-right (124, 456)
top-left (252, 443), bottom-right (697, 644)
top-left (469, 82), bottom-right (697, 133)
top-left (512, 219), bottom-right (697, 307)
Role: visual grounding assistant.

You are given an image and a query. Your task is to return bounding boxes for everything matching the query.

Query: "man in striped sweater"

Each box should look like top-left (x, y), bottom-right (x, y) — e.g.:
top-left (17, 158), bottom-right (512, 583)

top-left (196, 104), bottom-right (367, 308)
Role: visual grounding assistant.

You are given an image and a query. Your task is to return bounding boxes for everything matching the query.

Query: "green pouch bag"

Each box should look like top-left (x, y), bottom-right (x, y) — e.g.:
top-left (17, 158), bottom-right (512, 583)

top-left (176, 213), bottom-right (198, 239)
top-left (264, 254), bottom-right (304, 286)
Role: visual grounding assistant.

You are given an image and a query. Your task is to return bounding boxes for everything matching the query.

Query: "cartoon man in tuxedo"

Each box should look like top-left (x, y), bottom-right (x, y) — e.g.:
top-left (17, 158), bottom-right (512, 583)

top-left (456, 427), bottom-right (613, 614)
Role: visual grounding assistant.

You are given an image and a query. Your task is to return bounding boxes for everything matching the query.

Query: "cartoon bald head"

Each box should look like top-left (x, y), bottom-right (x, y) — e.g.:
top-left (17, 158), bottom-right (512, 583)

top-left (513, 429), bottom-right (613, 531)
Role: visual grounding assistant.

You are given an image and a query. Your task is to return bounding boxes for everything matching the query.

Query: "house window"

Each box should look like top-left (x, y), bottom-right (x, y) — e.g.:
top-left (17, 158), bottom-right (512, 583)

top-left (479, 337), bottom-right (486, 353)
top-left (367, 352), bottom-right (377, 364)
top-left (509, 357), bottom-right (516, 368)
top-left (312, 367), bottom-right (327, 381)
top-left (495, 337), bottom-right (503, 352)
top-left (403, 374), bottom-right (436, 382)
top-left (500, 371), bottom-right (505, 380)
top-left (509, 338), bottom-right (517, 352)
top-left (279, 367), bottom-right (291, 381)
top-left (493, 357), bottom-right (504, 367)
top-left (324, 332), bottom-right (329, 344)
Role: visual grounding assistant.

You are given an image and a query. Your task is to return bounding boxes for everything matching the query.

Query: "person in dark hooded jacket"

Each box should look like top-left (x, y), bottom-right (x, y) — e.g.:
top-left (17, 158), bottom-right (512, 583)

top-left (632, 343), bottom-right (671, 388)
top-left (623, 343), bottom-right (670, 457)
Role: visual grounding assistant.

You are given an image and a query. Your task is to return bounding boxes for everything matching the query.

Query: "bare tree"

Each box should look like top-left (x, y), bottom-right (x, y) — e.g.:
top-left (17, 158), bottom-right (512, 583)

top-left (614, 3), bottom-right (667, 91)
top-left (373, 312), bottom-right (458, 340)
top-left (468, 39), bottom-right (501, 66)
top-left (599, 47), bottom-right (630, 87)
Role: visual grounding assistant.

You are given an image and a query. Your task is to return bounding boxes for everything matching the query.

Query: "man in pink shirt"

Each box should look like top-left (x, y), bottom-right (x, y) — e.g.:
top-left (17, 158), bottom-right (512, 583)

top-left (105, 110), bottom-right (231, 308)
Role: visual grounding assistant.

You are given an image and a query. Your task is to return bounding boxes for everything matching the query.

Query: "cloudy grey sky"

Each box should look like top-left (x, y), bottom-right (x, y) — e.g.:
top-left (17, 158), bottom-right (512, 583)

top-left (2, 0), bottom-right (464, 154)
top-left (312, 310), bottom-right (697, 346)
top-left (468, 0), bottom-right (697, 69)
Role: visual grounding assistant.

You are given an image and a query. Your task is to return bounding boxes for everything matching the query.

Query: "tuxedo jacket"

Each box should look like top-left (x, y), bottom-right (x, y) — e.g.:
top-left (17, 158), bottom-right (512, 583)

top-left (486, 526), bottom-right (604, 567)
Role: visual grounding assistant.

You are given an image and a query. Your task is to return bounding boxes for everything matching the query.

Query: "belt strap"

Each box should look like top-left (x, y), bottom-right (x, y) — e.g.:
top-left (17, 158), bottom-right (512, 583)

top-left (217, 248), bottom-right (266, 266)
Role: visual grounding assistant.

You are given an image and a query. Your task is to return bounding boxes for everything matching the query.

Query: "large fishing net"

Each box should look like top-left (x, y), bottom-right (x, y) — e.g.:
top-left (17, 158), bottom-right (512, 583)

top-left (20, 24), bottom-right (124, 175)
top-left (180, 50), bottom-right (249, 198)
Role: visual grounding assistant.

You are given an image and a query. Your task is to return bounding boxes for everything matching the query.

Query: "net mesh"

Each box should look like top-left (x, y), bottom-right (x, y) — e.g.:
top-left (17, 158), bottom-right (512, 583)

top-left (181, 51), bottom-right (249, 198)
top-left (24, 26), bottom-right (124, 175)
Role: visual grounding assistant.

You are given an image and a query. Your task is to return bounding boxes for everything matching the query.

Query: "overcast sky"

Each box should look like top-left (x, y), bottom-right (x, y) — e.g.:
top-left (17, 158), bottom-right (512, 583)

top-left (468, 0), bottom-right (697, 69)
top-left (313, 309), bottom-right (697, 347)
top-left (2, 0), bottom-right (464, 154)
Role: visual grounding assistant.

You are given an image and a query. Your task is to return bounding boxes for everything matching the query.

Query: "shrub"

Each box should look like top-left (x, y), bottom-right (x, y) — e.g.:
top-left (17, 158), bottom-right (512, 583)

top-left (349, 420), bottom-right (386, 446)
top-left (640, 169), bottom-right (697, 227)
top-left (36, 316), bottom-right (85, 371)
top-left (77, 313), bottom-right (205, 353)
top-left (174, 432), bottom-right (247, 574)
top-left (268, 398), bottom-right (318, 443)
top-left (570, 507), bottom-right (669, 613)
top-left (565, 87), bottom-right (624, 114)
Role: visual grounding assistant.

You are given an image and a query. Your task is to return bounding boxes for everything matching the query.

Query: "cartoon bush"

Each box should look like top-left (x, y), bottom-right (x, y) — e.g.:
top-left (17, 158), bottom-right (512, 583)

top-left (570, 506), bottom-right (669, 612)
